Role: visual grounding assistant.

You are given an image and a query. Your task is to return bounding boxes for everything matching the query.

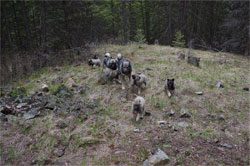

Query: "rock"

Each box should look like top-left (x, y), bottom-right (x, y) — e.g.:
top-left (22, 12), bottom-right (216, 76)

top-left (195, 91), bottom-right (203, 95)
top-left (143, 148), bottom-right (170, 166)
top-left (23, 107), bottom-right (41, 120)
top-left (168, 109), bottom-right (175, 116)
top-left (220, 143), bottom-right (232, 149)
top-left (155, 102), bottom-right (161, 108)
top-left (16, 103), bottom-right (28, 109)
top-left (0, 98), bottom-right (6, 105)
top-left (187, 56), bottom-right (200, 67)
top-left (133, 128), bottom-right (140, 133)
top-left (158, 121), bottom-right (167, 125)
top-left (41, 84), bottom-right (49, 92)
top-left (56, 120), bottom-right (67, 129)
top-left (145, 67), bottom-right (153, 71)
top-left (177, 121), bottom-right (189, 128)
top-left (85, 99), bottom-right (99, 109)
top-left (180, 109), bottom-right (191, 118)
top-left (78, 85), bottom-right (90, 95)
top-left (55, 84), bottom-right (72, 98)
top-left (243, 87), bottom-right (249, 91)
top-left (0, 112), bottom-right (7, 121)
top-left (45, 95), bottom-right (61, 110)
top-left (214, 138), bottom-right (220, 143)
top-left (218, 115), bottom-right (225, 120)
top-left (178, 53), bottom-right (185, 60)
top-left (0, 105), bottom-right (15, 115)
top-left (53, 145), bottom-right (65, 157)
top-left (120, 93), bottom-right (127, 102)
top-left (216, 82), bottom-right (224, 88)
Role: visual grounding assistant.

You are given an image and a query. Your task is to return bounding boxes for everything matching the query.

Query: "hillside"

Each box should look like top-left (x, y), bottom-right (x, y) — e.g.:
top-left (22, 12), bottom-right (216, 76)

top-left (0, 44), bottom-right (249, 166)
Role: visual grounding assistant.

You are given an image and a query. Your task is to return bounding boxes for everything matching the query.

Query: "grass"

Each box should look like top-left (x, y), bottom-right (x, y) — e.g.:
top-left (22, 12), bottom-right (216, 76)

top-left (1, 44), bottom-right (249, 166)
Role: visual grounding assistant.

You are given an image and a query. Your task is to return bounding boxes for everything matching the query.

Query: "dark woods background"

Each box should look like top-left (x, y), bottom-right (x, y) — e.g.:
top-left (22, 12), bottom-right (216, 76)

top-left (1, 0), bottom-right (250, 84)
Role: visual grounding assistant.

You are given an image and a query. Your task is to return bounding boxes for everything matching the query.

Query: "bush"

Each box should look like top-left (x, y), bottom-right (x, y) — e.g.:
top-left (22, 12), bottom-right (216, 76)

top-left (172, 31), bottom-right (186, 47)
top-left (134, 29), bottom-right (146, 44)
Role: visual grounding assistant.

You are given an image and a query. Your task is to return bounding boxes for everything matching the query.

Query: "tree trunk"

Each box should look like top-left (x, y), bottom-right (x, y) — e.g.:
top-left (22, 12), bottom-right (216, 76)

top-left (129, 1), bottom-right (136, 41)
top-left (40, 0), bottom-right (46, 52)
top-left (21, 0), bottom-right (31, 50)
top-left (144, 0), bottom-right (150, 43)
top-left (3, 1), bottom-right (13, 51)
top-left (122, 0), bottom-right (127, 44)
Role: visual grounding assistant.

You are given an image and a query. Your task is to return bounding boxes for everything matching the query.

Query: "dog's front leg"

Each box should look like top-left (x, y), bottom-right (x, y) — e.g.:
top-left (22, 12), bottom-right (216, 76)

top-left (167, 90), bottom-right (171, 97)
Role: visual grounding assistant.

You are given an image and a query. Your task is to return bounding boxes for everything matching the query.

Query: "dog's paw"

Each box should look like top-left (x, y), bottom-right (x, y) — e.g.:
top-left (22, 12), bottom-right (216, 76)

top-left (122, 86), bottom-right (125, 90)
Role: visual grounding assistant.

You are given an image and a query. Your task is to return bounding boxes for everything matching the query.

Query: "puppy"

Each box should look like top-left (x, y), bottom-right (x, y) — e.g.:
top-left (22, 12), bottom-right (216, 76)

top-left (106, 58), bottom-right (118, 70)
top-left (164, 79), bottom-right (175, 97)
top-left (132, 96), bottom-right (145, 122)
top-left (117, 53), bottom-right (132, 90)
top-left (102, 53), bottom-right (112, 69)
top-left (131, 73), bottom-right (147, 95)
top-left (104, 68), bottom-right (119, 82)
top-left (88, 58), bottom-right (101, 67)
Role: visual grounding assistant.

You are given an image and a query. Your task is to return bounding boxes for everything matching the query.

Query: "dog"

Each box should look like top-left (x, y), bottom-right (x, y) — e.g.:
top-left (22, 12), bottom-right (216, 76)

top-left (106, 58), bottom-right (118, 70)
top-left (117, 53), bottom-right (132, 90)
top-left (131, 73), bottom-right (147, 95)
top-left (88, 58), bottom-right (101, 67)
top-left (132, 95), bottom-right (145, 122)
top-left (102, 53), bottom-right (112, 69)
top-left (164, 78), bottom-right (175, 97)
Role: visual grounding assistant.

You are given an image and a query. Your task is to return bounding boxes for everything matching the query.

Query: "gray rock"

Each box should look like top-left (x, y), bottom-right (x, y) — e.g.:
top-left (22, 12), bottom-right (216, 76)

top-left (143, 148), bottom-right (170, 166)
top-left (23, 107), bottom-right (41, 120)
top-left (0, 112), bottom-right (7, 121)
top-left (220, 143), bottom-right (232, 149)
top-left (120, 93), bottom-right (127, 102)
top-left (41, 84), bottom-right (49, 92)
top-left (187, 56), bottom-right (200, 67)
top-left (168, 109), bottom-right (175, 116)
top-left (145, 67), bottom-right (153, 71)
top-left (155, 102), bottom-right (161, 108)
top-left (16, 103), bottom-right (28, 109)
top-left (55, 84), bottom-right (72, 98)
top-left (218, 115), bottom-right (225, 120)
top-left (177, 121), bottom-right (189, 128)
top-left (180, 109), bottom-right (191, 118)
top-left (178, 53), bottom-right (185, 60)
top-left (85, 99), bottom-right (99, 109)
top-left (53, 146), bottom-right (65, 157)
top-left (195, 91), bottom-right (203, 95)
top-left (243, 87), bottom-right (249, 91)
top-left (0, 99), bottom-right (6, 105)
top-left (0, 106), bottom-right (15, 115)
top-left (133, 128), bottom-right (140, 133)
top-left (158, 121), bottom-right (167, 125)
top-left (56, 120), bottom-right (68, 129)
top-left (214, 138), bottom-right (220, 143)
top-left (216, 82), bottom-right (224, 88)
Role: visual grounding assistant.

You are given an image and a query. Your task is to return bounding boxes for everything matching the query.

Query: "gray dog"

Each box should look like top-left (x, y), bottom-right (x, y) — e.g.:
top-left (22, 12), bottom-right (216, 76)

top-left (131, 73), bottom-right (147, 95)
top-left (117, 53), bottom-right (132, 90)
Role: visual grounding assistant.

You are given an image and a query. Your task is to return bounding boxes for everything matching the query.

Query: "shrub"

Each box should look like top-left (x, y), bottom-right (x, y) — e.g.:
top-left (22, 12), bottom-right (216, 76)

top-left (172, 31), bottom-right (186, 47)
top-left (134, 29), bottom-right (146, 44)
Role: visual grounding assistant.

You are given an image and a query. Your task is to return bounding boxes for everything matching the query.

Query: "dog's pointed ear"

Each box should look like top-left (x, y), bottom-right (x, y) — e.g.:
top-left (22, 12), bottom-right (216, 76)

top-left (167, 79), bottom-right (170, 81)
top-left (172, 79), bottom-right (175, 81)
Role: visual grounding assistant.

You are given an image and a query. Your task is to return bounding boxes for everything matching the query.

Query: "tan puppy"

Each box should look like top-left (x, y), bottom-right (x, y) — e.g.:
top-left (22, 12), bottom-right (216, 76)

top-left (132, 96), bottom-right (145, 122)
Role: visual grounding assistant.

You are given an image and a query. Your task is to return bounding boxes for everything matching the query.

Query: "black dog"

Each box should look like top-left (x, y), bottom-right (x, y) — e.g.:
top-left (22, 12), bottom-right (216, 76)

top-left (164, 79), bottom-right (175, 97)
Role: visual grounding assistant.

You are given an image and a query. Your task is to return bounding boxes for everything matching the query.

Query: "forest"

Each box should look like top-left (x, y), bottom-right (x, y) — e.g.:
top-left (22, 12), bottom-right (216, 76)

top-left (1, 0), bottom-right (249, 55)
top-left (0, 1), bottom-right (250, 166)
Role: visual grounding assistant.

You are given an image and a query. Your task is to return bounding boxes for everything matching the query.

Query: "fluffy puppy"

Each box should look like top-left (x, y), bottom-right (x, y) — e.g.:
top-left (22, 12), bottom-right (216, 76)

top-left (117, 54), bottom-right (132, 90)
top-left (106, 58), bottom-right (118, 70)
top-left (104, 68), bottom-right (119, 82)
top-left (132, 96), bottom-right (145, 122)
top-left (164, 78), bottom-right (175, 97)
top-left (102, 53), bottom-right (112, 69)
top-left (131, 73), bottom-right (147, 95)
top-left (88, 58), bottom-right (101, 67)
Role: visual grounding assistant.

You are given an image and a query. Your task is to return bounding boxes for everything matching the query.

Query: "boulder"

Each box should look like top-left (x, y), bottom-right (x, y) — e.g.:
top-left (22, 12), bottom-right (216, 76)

top-left (143, 148), bottom-right (170, 166)
top-left (180, 109), bottom-right (191, 118)
top-left (56, 120), bottom-right (68, 129)
top-left (41, 84), bottom-right (49, 92)
top-left (187, 56), bottom-right (200, 67)
top-left (177, 121), bottom-right (189, 128)
top-left (23, 107), bottom-right (41, 120)
top-left (178, 53), bottom-right (185, 60)
top-left (168, 109), bottom-right (175, 116)
top-left (216, 82), bottom-right (224, 88)
top-left (195, 91), bottom-right (203, 95)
